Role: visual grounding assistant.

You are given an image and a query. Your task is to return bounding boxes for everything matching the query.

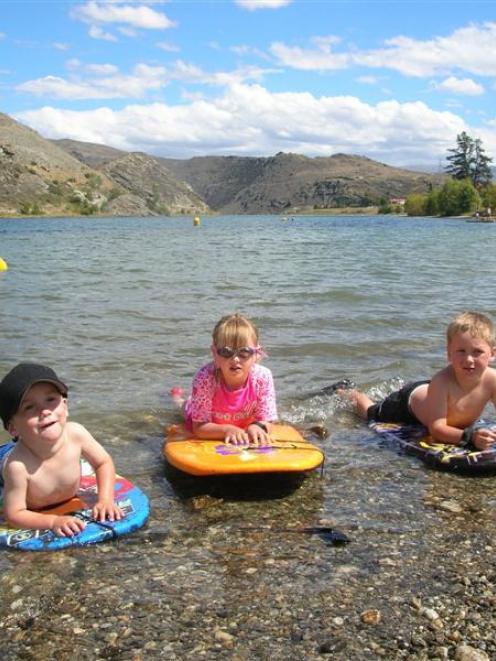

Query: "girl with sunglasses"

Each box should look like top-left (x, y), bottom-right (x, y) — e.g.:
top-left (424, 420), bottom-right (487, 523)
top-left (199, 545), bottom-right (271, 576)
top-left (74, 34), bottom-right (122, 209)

top-left (178, 313), bottom-right (277, 445)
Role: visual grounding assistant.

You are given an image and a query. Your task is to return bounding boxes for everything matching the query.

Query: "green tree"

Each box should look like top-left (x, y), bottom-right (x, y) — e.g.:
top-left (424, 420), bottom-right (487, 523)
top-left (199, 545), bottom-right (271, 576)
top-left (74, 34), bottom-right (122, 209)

top-left (481, 183), bottom-right (496, 211)
top-left (424, 188), bottom-right (440, 216)
top-left (445, 131), bottom-right (493, 188)
top-left (472, 138), bottom-right (493, 188)
top-left (437, 178), bottom-right (478, 216)
top-left (404, 193), bottom-right (427, 216)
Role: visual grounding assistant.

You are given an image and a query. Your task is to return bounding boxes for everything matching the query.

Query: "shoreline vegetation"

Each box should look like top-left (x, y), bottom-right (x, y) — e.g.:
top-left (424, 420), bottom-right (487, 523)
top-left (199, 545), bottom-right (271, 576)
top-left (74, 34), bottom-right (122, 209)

top-left (1, 208), bottom-right (493, 221)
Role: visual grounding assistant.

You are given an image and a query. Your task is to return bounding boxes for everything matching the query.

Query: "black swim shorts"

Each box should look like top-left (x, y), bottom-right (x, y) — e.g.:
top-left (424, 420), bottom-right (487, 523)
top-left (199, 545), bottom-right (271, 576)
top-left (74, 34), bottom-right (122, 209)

top-left (367, 380), bottom-right (430, 425)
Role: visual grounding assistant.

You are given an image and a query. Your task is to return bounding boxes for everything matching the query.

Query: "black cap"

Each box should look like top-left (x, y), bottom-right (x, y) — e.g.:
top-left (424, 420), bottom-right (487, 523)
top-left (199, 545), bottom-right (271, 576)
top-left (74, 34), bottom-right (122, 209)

top-left (0, 363), bottom-right (68, 429)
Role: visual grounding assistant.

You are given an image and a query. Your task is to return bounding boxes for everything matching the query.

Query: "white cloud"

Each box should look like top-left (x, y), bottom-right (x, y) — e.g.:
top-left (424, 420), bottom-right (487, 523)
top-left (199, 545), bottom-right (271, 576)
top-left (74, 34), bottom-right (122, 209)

top-left (89, 25), bottom-right (118, 42)
top-left (157, 41), bottom-right (180, 53)
top-left (370, 22), bottom-right (496, 77)
top-left (235, 0), bottom-right (292, 10)
top-left (117, 26), bottom-right (138, 38)
top-left (66, 59), bottom-right (82, 71)
top-left (86, 63), bottom-right (120, 75)
top-left (433, 76), bottom-right (484, 96)
top-left (71, 1), bottom-right (176, 30)
top-left (16, 61), bottom-right (278, 100)
top-left (52, 42), bottom-right (70, 51)
top-left (271, 22), bottom-right (496, 78)
top-left (270, 36), bottom-right (350, 71)
top-left (356, 76), bottom-right (381, 86)
top-left (15, 83), bottom-right (480, 167)
top-left (16, 64), bottom-right (168, 100)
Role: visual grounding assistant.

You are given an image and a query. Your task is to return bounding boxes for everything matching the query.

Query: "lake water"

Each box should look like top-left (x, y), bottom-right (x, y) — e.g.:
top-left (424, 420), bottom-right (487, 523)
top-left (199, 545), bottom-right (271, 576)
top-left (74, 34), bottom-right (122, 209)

top-left (1, 214), bottom-right (496, 659)
top-left (2, 214), bottom-right (494, 425)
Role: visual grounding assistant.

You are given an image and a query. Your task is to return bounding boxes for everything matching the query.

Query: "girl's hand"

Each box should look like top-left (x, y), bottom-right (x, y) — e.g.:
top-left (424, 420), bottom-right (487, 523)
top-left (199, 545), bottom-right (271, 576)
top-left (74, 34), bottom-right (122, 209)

top-left (92, 500), bottom-right (123, 522)
top-left (52, 515), bottom-right (86, 537)
top-left (224, 427), bottom-right (250, 445)
top-left (472, 428), bottom-right (496, 451)
top-left (247, 423), bottom-right (272, 446)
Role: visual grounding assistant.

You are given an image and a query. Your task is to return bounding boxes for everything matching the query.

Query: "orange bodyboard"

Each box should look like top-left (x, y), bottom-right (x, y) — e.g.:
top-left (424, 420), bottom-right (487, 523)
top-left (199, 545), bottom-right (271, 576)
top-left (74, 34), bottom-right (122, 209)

top-left (163, 423), bottom-right (324, 476)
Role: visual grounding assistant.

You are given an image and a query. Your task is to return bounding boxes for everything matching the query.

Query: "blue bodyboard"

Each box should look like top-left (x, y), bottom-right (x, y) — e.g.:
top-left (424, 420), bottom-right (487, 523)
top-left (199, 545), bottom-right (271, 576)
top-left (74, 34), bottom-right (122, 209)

top-left (0, 442), bottom-right (149, 551)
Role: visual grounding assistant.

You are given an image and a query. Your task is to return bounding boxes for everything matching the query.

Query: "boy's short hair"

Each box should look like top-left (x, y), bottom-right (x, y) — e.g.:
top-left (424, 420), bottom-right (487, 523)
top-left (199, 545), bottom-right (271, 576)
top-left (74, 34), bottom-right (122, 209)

top-left (0, 363), bottom-right (68, 429)
top-left (447, 311), bottom-right (495, 346)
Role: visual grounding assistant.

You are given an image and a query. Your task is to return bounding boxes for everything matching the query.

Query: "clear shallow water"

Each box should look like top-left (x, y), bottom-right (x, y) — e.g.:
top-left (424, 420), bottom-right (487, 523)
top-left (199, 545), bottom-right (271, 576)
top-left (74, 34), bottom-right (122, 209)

top-left (2, 214), bottom-right (495, 425)
top-left (1, 215), bottom-right (496, 659)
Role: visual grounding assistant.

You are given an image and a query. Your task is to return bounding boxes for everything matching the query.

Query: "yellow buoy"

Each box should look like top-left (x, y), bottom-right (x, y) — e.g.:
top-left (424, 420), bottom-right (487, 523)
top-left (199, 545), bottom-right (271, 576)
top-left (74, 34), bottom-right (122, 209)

top-left (0, 257), bottom-right (8, 271)
top-left (193, 216), bottom-right (201, 226)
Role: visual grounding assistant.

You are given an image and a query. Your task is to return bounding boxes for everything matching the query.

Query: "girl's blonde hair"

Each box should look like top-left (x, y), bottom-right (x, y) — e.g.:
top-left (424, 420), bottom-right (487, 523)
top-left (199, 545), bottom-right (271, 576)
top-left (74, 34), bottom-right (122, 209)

top-left (212, 314), bottom-right (259, 348)
top-left (447, 311), bottom-right (495, 346)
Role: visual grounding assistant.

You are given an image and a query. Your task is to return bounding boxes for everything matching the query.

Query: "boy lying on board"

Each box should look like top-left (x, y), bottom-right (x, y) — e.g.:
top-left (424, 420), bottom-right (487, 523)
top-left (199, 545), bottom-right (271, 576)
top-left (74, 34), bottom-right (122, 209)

top-left (345, 311), bottom-right (496, 451)
top-left (0, 363), bottom-right (122, 537)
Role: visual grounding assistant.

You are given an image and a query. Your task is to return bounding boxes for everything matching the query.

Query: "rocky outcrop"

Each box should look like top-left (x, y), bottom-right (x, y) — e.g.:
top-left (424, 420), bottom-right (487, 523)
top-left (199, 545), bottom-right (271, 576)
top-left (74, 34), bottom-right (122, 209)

top-left (101, 153), bottom-right (209, 216)
top-left (161, 151), bottom-right (444, 214)
top-left (0, 114), bottom-right (210, 217)
top-left (0, 113), bottom-right (121, 216)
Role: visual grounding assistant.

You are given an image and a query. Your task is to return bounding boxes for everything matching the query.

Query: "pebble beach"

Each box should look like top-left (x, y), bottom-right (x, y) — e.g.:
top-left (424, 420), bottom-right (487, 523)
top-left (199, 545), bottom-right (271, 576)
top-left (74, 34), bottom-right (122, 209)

top-left (1, 215), bottom-right (496, 659)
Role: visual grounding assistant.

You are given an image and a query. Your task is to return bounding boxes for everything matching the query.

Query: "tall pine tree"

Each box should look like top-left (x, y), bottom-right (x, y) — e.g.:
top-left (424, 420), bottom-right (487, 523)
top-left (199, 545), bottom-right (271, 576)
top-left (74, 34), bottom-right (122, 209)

top-left (445, 131), bottom-right (493, 188)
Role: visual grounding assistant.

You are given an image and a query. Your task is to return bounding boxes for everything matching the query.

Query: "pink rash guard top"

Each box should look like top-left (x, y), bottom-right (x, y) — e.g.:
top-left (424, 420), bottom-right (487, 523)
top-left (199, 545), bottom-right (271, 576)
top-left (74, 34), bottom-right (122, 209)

top-left (184, 362), bottom-right (277, 431)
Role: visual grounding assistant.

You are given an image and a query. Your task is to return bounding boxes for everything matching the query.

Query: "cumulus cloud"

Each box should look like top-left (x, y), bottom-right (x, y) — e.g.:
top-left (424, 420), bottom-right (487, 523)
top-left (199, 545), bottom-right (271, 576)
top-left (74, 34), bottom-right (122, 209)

top-left (271, 36), bottom-right (349, 71)
top-left (15, 83), bottom-right (474, 166)
top-left (71, 1), bottom-right (176, 30)
top-left (157, 41), bottom-right (180, 52)
top-left (16, 64), bottom-right (168, 100)
top-left (367, 22), bottom-right (496, 77)
top-left (433, 76), bottom-right (484, 96)
top-left (16, 61), bottom-right (278, 100)
top-left (356, 76), bottom-right (381, 86)
top-left (86, 63), bottom-right (120, 75)
top-left (235, 0), bottom-right (292, 10)
top-left (271, 22), bottom-right (496, 78)
top-left (89, 25), bottom-right (118, 42)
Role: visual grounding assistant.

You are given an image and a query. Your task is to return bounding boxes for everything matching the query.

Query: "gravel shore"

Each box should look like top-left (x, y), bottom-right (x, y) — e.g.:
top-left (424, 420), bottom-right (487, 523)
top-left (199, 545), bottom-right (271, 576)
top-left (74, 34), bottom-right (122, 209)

top-left (1, 425), bottom-right (495, 660)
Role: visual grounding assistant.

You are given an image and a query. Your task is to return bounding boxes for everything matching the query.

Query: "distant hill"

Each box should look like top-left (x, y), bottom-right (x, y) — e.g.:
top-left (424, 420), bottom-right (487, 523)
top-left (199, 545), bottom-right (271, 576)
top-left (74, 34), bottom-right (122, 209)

top-left (53, 139), bottom-right (126, 168)
top-left (57, 141), bottom-right (445, 215)
top-left (0, 113), bottom-right (119, 216)
top-left (57, 138), bottom-right (444, 214)
top-left (159, 152), bottom-right (444, 214)
top-left (0, 111), bottom-right (446, 217)
top-left (0, 114), bottom-right (209, 217)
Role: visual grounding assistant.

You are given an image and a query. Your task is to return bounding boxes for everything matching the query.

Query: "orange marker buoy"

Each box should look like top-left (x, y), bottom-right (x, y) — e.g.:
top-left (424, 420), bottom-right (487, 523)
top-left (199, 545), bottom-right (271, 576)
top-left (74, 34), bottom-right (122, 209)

top-left (193, 216), bottom-right (201, 226)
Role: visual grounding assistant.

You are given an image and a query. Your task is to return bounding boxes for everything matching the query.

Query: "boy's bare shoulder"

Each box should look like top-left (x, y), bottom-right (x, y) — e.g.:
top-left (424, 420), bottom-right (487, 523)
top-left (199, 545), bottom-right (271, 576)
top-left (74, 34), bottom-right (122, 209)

top-left (2, 449), bottom-right (28, 480)
top-left (429, 365), bottom-right (452, 385)
top-left (486, 366), bottom-right (496, 379)
top-left (65, 420), bottom-right (91, 442)
top-left (484, 366), bottom-right (496, 386)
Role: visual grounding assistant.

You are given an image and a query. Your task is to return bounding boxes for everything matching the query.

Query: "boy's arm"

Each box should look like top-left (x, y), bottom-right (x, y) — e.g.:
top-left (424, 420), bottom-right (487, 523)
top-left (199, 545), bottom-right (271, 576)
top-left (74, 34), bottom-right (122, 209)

top-left (77, 424), bottom-right (122, 522)
top-left (424, 376), bottom-right (466, 445)
top-left (426, 376), bottom-right (496, 449)
top-left (2, 460), bottom-right (85, 536)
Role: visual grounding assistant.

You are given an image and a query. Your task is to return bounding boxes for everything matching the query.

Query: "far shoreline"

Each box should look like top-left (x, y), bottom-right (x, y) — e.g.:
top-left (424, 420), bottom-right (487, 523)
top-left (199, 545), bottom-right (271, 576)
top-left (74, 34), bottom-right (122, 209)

top-left (0, 207), bottom-right (483, 221)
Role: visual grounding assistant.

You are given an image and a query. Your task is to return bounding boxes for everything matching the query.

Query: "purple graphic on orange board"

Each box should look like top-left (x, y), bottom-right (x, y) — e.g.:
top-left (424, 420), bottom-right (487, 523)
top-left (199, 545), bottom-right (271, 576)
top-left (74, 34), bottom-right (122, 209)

top-left (215, 444), bottom-right (275, 456)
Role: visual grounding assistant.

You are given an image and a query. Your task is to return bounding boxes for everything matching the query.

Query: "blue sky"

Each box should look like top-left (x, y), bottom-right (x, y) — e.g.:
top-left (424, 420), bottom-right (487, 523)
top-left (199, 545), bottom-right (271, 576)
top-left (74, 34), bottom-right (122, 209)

top-left (1, 0), bottom-right (496, 168)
